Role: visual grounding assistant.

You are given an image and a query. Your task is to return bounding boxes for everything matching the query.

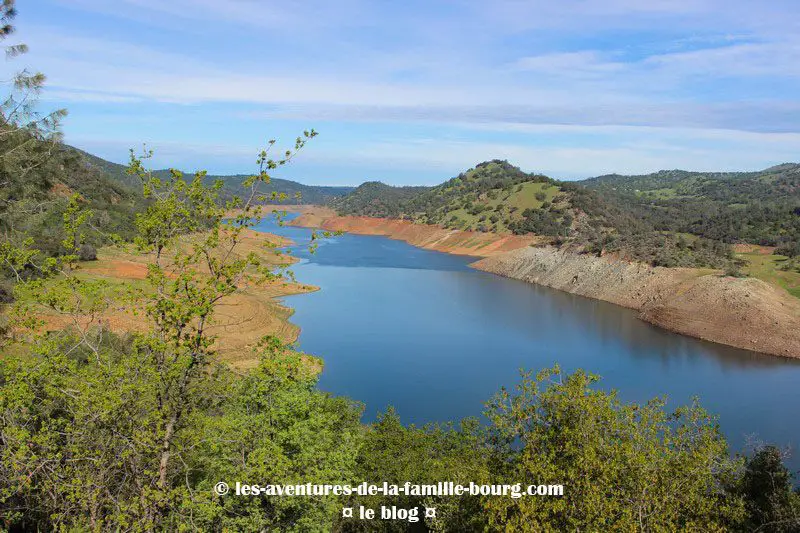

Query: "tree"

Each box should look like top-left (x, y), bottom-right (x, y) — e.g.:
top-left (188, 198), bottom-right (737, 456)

top-left (339, 408), bottom-right (488, 533)
top-left (1, 0), bottom-right (68, 228)
top-left (739, 445), bottom-right (800, 532)
top-left (0, 130), bottom-right (367, 530)
top-left (483, 366), bottom-right (745, 531)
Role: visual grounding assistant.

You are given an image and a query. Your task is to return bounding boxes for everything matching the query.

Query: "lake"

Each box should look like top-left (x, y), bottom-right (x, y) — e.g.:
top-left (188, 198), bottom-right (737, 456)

top-left (255, 215), bottom-right (800, 470)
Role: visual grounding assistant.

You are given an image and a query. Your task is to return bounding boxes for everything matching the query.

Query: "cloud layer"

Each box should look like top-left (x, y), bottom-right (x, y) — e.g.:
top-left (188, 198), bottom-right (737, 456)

top-left (10, 0), bottom-right (800, 183)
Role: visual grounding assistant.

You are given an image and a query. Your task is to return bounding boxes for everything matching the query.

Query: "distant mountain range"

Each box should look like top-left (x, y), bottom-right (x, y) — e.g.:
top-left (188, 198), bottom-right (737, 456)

top-left (73, 148), bottom-right (356, 205)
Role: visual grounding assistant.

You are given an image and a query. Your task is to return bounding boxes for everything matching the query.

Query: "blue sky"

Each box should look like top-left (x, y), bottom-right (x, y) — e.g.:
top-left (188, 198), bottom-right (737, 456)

top-left (6, 0), bottom-right (800, 185)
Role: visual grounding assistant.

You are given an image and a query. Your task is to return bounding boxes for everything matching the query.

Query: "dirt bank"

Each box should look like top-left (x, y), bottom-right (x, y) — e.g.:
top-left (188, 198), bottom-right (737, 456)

top-left (473, 246), bottom-right (800, 358)
top-left (292, 208), bottom-right (537, 257)
top-left (293, 208), bottom-right (800, 358)
top-left (35, 229), bottom-right (317, 370)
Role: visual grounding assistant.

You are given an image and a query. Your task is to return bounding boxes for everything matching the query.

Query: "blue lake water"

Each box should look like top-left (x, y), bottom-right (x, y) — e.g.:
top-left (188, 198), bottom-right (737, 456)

top-left (255, 215), bottom-right (800, 470)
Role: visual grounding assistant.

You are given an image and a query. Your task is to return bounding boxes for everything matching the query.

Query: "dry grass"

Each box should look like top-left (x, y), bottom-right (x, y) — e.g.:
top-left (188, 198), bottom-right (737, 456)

top-left (33, 228), bottom-right (318, 369)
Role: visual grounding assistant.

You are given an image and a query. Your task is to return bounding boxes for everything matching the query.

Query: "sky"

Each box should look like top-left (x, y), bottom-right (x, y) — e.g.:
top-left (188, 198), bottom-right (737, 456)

top-left (6, 0), bottom-right (800, 185)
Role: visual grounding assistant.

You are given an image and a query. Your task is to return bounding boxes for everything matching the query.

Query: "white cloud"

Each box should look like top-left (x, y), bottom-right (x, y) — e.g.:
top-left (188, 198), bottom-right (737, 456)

top-left (338, 127), bottom-right (800, 179)
top-left (643, 42), bottom-right (800, 78)
top-left (513, 51), bottom-right (627, 76)
top-left (70, 124), bottom-right (800, 181)
top-left (18, 0), bottom-right (800, 180)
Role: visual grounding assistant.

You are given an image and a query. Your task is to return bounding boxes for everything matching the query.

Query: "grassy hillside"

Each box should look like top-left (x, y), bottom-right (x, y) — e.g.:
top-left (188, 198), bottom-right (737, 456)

top-left (734, 246), bottom-right (800, 298)
top-left (333, 161), bottom-right (564, 232)
top-left (332, 160), bottom-right (738, 269)
top-left (403, 161), bottom-right (561, 231)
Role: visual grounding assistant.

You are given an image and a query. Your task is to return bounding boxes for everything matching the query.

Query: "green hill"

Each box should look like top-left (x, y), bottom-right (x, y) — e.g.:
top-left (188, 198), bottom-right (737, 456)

top-left (333, 181), bottom-right (432, 218)
top-left (580, 165), bottom-right (800, 253)
top-left (73, 148), bottom-right (355, 205)
top-left (1, 138), bottom-right (146, 258)
top-left (332, 161), bottom-right (567, 233)
top-left (331, 160), bottom-right (760, 269)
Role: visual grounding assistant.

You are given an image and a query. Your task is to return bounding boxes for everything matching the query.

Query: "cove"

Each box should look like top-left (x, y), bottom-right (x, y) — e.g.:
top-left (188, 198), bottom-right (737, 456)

top-left (255, 215), bottom-right (800, 470)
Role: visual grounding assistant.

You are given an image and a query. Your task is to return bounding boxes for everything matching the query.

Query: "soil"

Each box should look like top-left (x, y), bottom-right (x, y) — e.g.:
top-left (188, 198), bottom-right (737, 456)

top-left (475, 246), bottom-right (800, 358)
top-left (33, 229), bottom-right (315, 369)
top-left (291, 208), bottom-right (536, 257)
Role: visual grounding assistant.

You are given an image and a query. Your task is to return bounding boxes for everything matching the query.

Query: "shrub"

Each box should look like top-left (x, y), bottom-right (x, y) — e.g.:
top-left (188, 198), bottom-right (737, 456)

top-left (78, 243), bottom-right (97, 261)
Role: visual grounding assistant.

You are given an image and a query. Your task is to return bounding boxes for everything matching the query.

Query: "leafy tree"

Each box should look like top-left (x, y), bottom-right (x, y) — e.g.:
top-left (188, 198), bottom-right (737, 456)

top-left (483, 366), bottom-right (745, 531)
top-left (177, 340), bottom-right (363, 531)
top-left (0, 130), bottom-right (367, 530)
top-left (0, 0), bottom-right (67, 225)
top-left (339, 409), bottom-right (488, 533)
top-left (738, 445), bottom-right (800, 532)
top-left (0, 1), bottom-right (144, 269)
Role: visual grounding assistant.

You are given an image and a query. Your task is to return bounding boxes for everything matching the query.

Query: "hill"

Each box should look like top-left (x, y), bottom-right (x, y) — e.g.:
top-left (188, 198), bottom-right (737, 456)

top-left (331, 160), bottom-right (737, 269)
top-left (333, 181), bottom-right (432, 217)
top-left (1, 137), bottom-right (353, 265)
top-left (1, 135), bottom-right (146, 260)
top-left (74, 148), bottom-right (355, 205)
top-left (580, 165), bottom-right (800, 255)
top-left (333, 161), bottom-right (565, 232)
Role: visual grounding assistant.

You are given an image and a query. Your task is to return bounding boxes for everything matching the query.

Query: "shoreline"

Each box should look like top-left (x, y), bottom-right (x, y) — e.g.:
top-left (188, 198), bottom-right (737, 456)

top-left (33, 228), bottom-right (320, 370)
top-left (289, 206), bottom-right (537, 257)
top-left (289, 207), bottom-right (800, 359)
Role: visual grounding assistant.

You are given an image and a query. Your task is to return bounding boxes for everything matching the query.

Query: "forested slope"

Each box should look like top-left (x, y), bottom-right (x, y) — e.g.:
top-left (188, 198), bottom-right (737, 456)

top-left (331, 160), bottom-right (742, 269)
top-left (1, 133), bottom-right (146, 258)
top-left (581, 164), bottom-right (800, 255)
top-left (75, 147), bottom-right (355, 205)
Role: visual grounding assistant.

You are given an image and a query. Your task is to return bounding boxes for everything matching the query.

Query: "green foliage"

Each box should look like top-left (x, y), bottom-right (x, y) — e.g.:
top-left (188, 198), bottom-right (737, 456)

top-left (737, 445), bottom-right (800, 532)
top-left (581, 166), bottom-right (800, 250)
top-left (333, 181), bottom-right (432, 218)
top-left (776, 242), bottom-right (800, 258)
top-left (0, 7), bottom-right (797, 527)
top-left (177, 342), bottom-right (363, 531)
top-left (330, 160), bottom-right (745, 268)
top-left (0, 129), bottom-right (364, 530)
top-left (0, 330), bottom-right (363, 531)
top-left (339, 409), bottom-right (488, 532)
top-left (482, 367), bottom-right (746, 531)
top-left (342, 367), bottom-right (783, 532)
top-left (509, 207), bottom-right (569, 237)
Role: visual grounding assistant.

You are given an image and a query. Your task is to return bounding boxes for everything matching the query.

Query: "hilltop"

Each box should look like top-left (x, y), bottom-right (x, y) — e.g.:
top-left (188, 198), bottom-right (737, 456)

top-left (334, 181), bottom-right (431, 217)
top-left (580, 165), bottom-right (800, 254)
top-left (74, 148), bottom-right (355, 205)
top-left (1, 140), bottom-right (354, 260)
top-left (330, 160), bottom-right (747, 269)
